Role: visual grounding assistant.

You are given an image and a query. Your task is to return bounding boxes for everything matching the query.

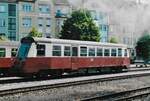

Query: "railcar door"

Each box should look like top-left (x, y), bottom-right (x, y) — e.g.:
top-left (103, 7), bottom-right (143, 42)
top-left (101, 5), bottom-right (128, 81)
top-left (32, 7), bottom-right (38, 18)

top-left (71, 47), bottom-right (78, 70)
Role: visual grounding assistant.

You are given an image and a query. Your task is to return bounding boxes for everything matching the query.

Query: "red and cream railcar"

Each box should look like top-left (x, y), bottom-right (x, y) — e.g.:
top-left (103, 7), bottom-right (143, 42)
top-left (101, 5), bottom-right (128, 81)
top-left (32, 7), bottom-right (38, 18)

top-left (13, 37), bottom-right (130, 76)
top-left (0, 41), bottom-right (18, 75)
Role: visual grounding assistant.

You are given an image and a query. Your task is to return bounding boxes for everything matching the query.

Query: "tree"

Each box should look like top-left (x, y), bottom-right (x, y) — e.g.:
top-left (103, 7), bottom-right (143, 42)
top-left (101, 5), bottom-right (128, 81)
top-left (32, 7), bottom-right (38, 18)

top-left (109, 37), bottom-right (118, 43)
top-left (28, 27), bottom-right (42, 37)
top-left (136, 34), bottom-right (150, 62)
top-left (0, 36), bottom-right (8, 41)
top-left (59, 9), bottom-right (100, 42)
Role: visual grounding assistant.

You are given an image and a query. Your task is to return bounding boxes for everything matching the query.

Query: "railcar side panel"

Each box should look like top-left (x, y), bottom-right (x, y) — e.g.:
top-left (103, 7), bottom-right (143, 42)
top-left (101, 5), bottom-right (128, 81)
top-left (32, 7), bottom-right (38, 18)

top-left (0, 58), bottom-right (14, 68)
top-left (21, 57), bottom-right (130, 73)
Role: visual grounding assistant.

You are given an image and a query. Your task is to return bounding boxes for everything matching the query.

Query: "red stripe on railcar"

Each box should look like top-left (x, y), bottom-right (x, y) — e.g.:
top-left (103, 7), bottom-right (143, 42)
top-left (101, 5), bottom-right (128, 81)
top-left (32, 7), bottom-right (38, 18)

top-left (21, 57), bottom-right (130, 73)
top-left (0, 58), bottom-right (15, 68)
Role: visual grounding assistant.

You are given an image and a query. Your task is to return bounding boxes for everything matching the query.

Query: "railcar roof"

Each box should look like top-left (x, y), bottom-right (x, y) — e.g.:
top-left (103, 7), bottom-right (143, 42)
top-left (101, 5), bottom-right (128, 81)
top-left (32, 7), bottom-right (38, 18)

top-left (33, 37), bottom-right (127, 48)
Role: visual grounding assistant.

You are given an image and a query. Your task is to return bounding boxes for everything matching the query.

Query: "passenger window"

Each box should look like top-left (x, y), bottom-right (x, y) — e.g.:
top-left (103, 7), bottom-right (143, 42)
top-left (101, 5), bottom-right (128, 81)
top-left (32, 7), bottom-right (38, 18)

top-left (52, 45), bottom-right (61, 56)
top-left (11, 48), bottom-right (18, 57)
top-left (104, 49), bottom-right (110, 56)
top-left (80, 47), bottom-right (87, 56)
top-left (37, 44), bottom-right (45, 56)
top-left (118, 48), bottom-right (122, 56)
top-left (89, 48), bottom-right (95, 56)
top-left (111, 49), bottom-right (117, 56)
top-left (0, 48), bottom-right (5, 57)
top-left (72, 47), bottom-right (78, 56)
top-left (64, 46), bottom-right (71, 56)
top-left (97, 48), bottom-right (103, 56)
top-left (124, 49), bottom-right (128, 57)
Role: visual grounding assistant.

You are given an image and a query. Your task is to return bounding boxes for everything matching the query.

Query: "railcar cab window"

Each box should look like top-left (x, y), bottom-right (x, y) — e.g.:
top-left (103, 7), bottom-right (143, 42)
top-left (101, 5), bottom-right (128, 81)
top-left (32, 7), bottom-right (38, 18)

top-left (118, 48), bottom-right (122, 57)
top-left (80, 47), bottom-right (87, 56)
top-left (11, 48), bottom-right (18, 57)
top-left (104, 49), bottom-right (110, 56)
top-left (64, 46), bottom-right (71, 56)
top-left (111, 49), bottom-right (117, 56)
top-left (53, 45), bottom-right (61, 56)
top-left (0, 48), bottom-right (5, 57)
top-left (37, 44), bottom-right (45, 56)
top-left (97, 48), bottom-right (103, 56)
top-left (88, 48), bottom-right (95, 56)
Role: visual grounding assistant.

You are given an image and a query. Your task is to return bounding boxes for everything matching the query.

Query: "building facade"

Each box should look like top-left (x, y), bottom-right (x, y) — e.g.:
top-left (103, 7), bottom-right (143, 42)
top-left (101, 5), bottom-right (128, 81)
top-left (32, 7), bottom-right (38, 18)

top-left (18, 0), bottom-right (55, 39)
top-left (0, 1), bottom-right (18, 41)
top-left (90, 10), bottom-right (109, 42)
top-left (54, 0), bottom-right (72, 36)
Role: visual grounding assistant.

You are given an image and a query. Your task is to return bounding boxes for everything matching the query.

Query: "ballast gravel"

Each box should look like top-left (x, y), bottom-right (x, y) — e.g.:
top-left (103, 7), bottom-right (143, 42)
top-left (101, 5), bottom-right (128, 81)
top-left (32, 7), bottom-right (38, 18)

top-left (1, 73), bottom-right (150, 101)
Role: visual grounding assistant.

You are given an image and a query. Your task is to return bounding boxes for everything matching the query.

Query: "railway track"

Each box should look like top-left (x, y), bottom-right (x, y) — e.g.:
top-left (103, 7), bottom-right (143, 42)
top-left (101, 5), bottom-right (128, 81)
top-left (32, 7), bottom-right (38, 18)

top-left (81, 86), bottom-right (150, 101)
top-left (0, 67), bottom-right (149, 85)
top-left (1, 70), bottom-right (150, 97)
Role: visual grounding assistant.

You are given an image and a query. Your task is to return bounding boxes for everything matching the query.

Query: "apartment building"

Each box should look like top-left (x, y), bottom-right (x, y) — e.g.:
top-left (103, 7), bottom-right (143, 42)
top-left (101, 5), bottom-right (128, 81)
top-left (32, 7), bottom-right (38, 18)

top-left (54, 0), bottom-right (72, 36)
top-left (18, 0), bottom-right (55, 39)
top-left (0, 0), bottom-right (18, 41)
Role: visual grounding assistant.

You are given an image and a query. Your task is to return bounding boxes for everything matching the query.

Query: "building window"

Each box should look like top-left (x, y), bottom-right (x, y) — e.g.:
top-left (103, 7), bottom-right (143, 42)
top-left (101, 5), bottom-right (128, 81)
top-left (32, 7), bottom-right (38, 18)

top-left (38, 4), bottom-right (50, 13)
top-left (52, 45), bottom-right (61, 56)
top-left (64, 46), bottom-right (71, 56)
top-left (38, 17), bottom-right (43, 27)
top-left (8, 4), bottom-right (16, 17)
top-left (0, 48), bottom-right (5, 57)
top-left (8, 31), bottom-right (16, 41)
top-left (22, 18), bottom-right (31, 27)
top-left (8, 18), bottom-right (16, 30)
top-left (22, 3), bottom-right (32, 12)
top-left (46, 18), bottom-right (51, 27)
top-left (0, 19), bottom-right (5, 27)
top-left (37, 44), bottom-right (45, 56)
top-left (0, 5), bottom-right (6, 12)
top-left (11, 48), bottom-right (18, 57)
top-left (80, 47), bottom-right (87, 56)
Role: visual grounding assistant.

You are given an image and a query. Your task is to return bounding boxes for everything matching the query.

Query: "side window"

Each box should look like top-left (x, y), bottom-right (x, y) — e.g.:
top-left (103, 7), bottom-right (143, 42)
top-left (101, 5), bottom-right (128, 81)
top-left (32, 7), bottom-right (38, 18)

top-left (64, 46), bottom-right (71, 56)
top-left (52, 45), bottom-right (61, 56)
top-left (118, 48), bottom-right (122, 57)
top-left (11, 48), bottom-right (18, 57)
top-left (97, 48), bottom-right (103, 56)
top-left (80, 46), bottom-right (87, 56)
top-left (104, 49), bottom-right (110, 56)
top-left (124, 49), bottom-right (128, 57)
top-left (88, 48), bottom-right (95, 56)
top-left (111, 49), bottom-right (117, 56)
top-left (0, 48), bottom-right (5, 57)
top-left (37, 44), bottom-right (45, 56)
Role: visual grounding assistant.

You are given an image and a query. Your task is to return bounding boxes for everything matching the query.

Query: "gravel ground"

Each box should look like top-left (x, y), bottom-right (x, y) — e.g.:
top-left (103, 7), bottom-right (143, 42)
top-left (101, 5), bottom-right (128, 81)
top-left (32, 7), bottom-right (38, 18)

top-left (1, 75), bottom-right (150, 101)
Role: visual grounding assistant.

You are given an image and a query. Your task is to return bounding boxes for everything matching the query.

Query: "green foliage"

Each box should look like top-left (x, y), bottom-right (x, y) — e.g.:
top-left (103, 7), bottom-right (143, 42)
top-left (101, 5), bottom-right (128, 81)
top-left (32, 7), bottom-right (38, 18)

top-left (0, 36), bottom-right (8, 41)
top-left (109, 37), bottom-right (118, 43)
top-left (28, 27), bottom-right (42, 37)
top-left (136, 34), bottom-right (150, 61)
top-left (59, 9), bottom-right (100, 42)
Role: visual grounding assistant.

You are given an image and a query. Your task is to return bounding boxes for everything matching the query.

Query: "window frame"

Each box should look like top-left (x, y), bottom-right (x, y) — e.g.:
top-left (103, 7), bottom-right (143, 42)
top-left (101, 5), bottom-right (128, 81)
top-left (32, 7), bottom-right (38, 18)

top-left (88, 47), bottom-right (95, 57)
